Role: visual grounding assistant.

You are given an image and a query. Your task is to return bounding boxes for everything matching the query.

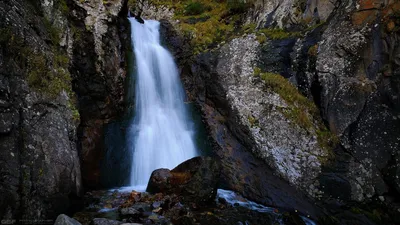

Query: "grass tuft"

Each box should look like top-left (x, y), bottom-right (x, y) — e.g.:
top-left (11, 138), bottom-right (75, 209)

top-left (255, 69), bottom-right (338, 156)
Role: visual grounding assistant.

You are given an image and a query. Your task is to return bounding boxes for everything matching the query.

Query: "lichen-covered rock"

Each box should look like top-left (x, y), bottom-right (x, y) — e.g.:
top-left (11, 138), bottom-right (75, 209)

top-left (247, 0), bottom-right (336, 28)
top-left (0, 0), bottom-right (128, 220)
top-left (131, 0), bottom-right (174, 21)
top-left (315, 0), bottom-right (400, 201)
top-left (199, 34), bottom-right (329, 197)
top-left (0, 0), bottom-right (82, 220)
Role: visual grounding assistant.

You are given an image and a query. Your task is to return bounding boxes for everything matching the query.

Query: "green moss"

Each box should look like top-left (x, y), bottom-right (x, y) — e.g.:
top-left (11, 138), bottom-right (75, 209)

top-left (39, 168), bottom-right (44, 177)
top-left (68, 100), bottom-right (80, 122)
top-left (43, 18), bottom-right (61, 45)
top-left (70, 25), bottom-right (82, 41)
top-left (0, 28), bottom-right (12, 43)
top-left (255, 69), bottom-right (338, 156)
top-left (350, 207), bottom-right (386, 224)
top-left (54, 0), bottom-right (69, 15)
top-left (184, 1), bottom-right (211, 15)
top-left (317, 215), bottom-right (340, 225)
top-left (256, 34), bottom-right (267, 43)
top-left (248, 115), bottom-right (259, 127)
top-left (308, 44), bottom-right (318, 56)
top-left (0, 28), bottom-right (30, 66)
top-left (144, 0), bottom-right (240, 53)
top-left (227, 0), bottom-right (253, 14)
top-left (242, 23), bottom-right (257, 34)
top-left (293, 0), bottom-right (307, 18)
top-left (27, 49), bottom-right (72, 98)
top-left (257, 28), bottom-right (301, 40)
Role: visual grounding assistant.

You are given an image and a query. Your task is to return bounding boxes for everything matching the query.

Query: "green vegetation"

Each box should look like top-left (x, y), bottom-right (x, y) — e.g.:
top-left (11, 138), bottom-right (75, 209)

top-left (129, 0), bottom-right (314, 53)
top-left (227, 0), bottom-right (253, 13)
top-left (254, 68), bottom-right (338, 155)
top-left (43, 17), bottom-right (62, 45)
top-left (317, 215), bottom-right (340, 225)
top-left (54, 0), bottom-right (69, 15)
top-left (308, 44), bottom-right (318, 56)
top-left (350, 207), bottom-right (386, 224)
top-left (184, 2), bottom-right (211, 15)
top-left (27, 49), bottom-right (71, 98)
top-left (257, 28), bottom-right (301, 41)
top-left (133, 0), bottom-right (241, 54)
top-left (248, 115), bottom-right (258, 127)
top-left (0, 24), bottom-right (79, 122)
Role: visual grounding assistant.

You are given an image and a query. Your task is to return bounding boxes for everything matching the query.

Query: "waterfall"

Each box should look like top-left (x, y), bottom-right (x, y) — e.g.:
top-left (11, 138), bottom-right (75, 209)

top-left (127, 18), bottom-right (198, 189)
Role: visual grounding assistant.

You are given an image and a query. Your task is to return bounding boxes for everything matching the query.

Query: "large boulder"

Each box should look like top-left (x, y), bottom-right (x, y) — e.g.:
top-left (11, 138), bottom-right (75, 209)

top-left (146, 157), bottom-right (220, 206)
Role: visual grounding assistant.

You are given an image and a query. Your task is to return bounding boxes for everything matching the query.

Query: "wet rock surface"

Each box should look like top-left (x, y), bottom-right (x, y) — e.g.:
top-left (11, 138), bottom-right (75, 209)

top-left (68, 0), bottom-right (128, 189)
top-left (72, 188), bottom-right (312, 225)
top-left (147, 157), bottom-right (220, 207)
top-left (54, 214), bottom-right (82, 225)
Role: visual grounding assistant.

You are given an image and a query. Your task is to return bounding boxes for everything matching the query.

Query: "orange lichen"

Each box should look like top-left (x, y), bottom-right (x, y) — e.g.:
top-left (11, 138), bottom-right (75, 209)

top-left (352, 1), bottom-right (400, 26)
top-left (170, 172), bottom-right (192, 184)
top-left (352, 10), bottom-right (378, 26)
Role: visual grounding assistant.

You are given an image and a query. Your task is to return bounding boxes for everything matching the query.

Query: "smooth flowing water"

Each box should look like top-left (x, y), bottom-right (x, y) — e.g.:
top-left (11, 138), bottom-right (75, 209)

top-left (216, 189), bottom-right (317, 225)
top-left (127, 18), bottom-right (198, 189)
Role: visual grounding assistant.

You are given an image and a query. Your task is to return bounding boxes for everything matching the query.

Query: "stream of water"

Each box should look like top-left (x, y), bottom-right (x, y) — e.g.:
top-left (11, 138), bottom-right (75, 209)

top-left (127, 18), bottom-right (198, 189)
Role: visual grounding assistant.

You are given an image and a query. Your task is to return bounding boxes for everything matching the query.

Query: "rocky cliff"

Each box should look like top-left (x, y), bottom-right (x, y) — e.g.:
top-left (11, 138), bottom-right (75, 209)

top-left (0, 0), bottom-right (127, 221)
top-left (130, 0), bottom-right (400, 223)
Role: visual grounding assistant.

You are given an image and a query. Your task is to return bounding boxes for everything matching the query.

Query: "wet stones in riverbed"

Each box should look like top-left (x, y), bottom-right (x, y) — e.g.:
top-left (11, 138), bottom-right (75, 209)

top-left (119, 207), bottom-right (140, 216)
top-left (54, 214), bottom-right (82, 225)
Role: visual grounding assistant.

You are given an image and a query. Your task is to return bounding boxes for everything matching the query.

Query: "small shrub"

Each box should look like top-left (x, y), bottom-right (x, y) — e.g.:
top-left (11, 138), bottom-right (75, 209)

top-left (308, 44), bottom-right (318, 56)
top-left (227, 0), bottom-right (252, 14)
top-left (54, 0), bottom-right (69, 14)
top-left (184, 2), bottom-right (210, 15)
top-left (248, 115), bottom-right (258, 127)
top-left (256, 34), bottom-right (267, 43)
top-left (43, 18), bottom-right (61, 45)
top-left (258, 28), bottom-right (301, 40)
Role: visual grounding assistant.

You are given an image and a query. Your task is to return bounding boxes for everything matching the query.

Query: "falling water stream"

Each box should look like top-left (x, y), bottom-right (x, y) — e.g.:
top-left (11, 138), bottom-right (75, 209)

top-left (127, 18), bottom-right (198, 190)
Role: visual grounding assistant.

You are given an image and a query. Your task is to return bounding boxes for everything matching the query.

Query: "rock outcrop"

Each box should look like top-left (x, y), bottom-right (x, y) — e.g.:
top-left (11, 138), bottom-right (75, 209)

top-left (132, 0), bottom-right (400, 223)
top-left (0, 0), bottom-right (128, 221)
top-left (314, 0), bottom-right (400, 202)
top-left (0, 0), bottom-right (82, 220)
top-left (68, 0), bottom-right (128, 188)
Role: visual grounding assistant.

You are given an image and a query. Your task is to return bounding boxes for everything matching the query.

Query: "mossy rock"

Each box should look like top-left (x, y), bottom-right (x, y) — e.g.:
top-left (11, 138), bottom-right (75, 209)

top-left (255, 69), bottom-right (338, 158)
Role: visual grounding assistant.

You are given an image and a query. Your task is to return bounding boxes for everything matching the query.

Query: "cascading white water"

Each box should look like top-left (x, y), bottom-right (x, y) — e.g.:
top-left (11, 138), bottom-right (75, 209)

top-left (127, 18), bottom-right (198, 189)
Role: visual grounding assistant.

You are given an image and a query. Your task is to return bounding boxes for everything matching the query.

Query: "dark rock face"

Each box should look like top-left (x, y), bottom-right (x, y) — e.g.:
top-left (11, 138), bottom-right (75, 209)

top-left (0, 0), bottom-right (81, 221)
top-left (0, 0), bottom-right (128, 221)
top-left (314, 0), bottom-right (400, 202)
top-left (68, 0), bottom-right (127, 189)
top-left (147, 157), bottom-right (220, 207)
